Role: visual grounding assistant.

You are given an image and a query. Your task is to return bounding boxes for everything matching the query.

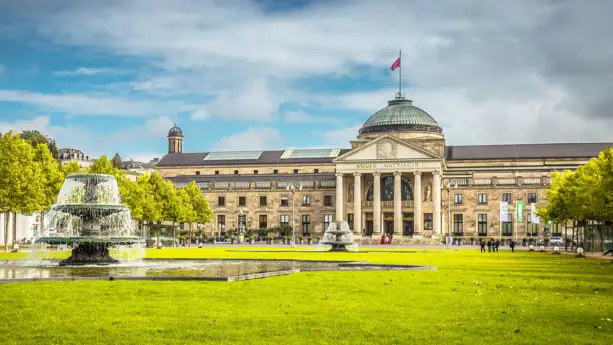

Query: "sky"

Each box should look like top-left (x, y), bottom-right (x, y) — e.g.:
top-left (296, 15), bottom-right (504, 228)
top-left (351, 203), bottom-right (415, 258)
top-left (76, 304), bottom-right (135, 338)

top-left (1, 0), bottom-right (613, 162)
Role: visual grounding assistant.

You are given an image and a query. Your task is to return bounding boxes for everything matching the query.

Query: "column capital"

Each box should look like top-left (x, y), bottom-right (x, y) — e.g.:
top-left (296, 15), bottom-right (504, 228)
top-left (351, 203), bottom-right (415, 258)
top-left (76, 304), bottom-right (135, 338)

top-left (335, 172), bottom-right (343, 177)
top-left (373, 172), bottom-right (381, 177)
top-left (433, 170), bottom-right (442, 176)
top-left (413, 171), bottom-right (422, 176)
top-left (393, 171), bottom-right (402, 176)
top-left (353, 172), bottom-right (362, 177)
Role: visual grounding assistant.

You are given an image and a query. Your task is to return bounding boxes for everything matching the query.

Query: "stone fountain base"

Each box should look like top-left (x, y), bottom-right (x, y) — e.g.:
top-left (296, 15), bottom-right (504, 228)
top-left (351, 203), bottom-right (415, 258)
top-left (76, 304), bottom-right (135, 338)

top-left (59, 243), bottom-right (119, 266)
top-left (329, 244), bottom-right (350, 252)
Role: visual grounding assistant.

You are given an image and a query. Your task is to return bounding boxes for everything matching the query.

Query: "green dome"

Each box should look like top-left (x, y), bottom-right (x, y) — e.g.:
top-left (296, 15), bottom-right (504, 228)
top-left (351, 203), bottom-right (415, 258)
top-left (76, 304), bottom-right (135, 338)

top-left (359, 97), bottom-right (441, 135)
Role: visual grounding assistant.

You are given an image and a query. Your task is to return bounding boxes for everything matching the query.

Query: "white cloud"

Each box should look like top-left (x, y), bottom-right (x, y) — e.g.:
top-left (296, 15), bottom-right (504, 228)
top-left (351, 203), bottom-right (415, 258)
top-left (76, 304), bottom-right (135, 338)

top-left (284, 110), bottom-right (337, 124)
top-left (53, 67), bottom-right (129, 76)
top-left (319, 124), bottom-right (362, 148)
top-left (213, 127), bottom-right (282, 151)
top-left (0, 89), bottom-right (196, 117)
top-left (191, 79), bottom-right (278, 121)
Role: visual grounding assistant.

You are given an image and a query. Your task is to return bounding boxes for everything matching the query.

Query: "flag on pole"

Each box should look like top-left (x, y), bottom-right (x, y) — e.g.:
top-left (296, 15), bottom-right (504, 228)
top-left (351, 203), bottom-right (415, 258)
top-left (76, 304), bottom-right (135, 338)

top-left (390, 57), bottom-right (401, 71)
top-left (500, 201), bottom-right (509, 222)
top-left (516, 201), bottom-right (525, 222)
top-left (530, 203), bottom-right (540, 224)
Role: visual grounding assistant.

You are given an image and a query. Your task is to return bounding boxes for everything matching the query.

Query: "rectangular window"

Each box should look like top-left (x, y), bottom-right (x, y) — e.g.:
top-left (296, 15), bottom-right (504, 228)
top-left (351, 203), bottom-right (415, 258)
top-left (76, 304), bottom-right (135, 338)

top-left (280, 214), bottom-right (289, 227)
top-left (302, 214), bottom-right (311, 235)
top-left (453, 214), bottom-right (464, 235)
top-left (477, 214), bottom-right (488, 236)
top-left (502, 213), bottom-right (513, 236)
top-left (302, 195), bottom-right (311, 206)
top-left (324, 214), bottom-right (333, 231)
top-left (218, 196), bottom-right (225, 206)
top-left (528, 193), bottom-right (537, 204)
top-left (215, 170), bottom-right (219, 175)
top-left (195, 171), bottom-right (200, 176)
top-left (280, 196), bottom-right (289, 207)
top-left (217, 215), bottom-right (226, 235)
top-left (527, 214), bottom-right (538, 236)
top-left (294, 169), bottom-right (299, 174)
top-left (314, 169), bottom-right (319, 174)
top-left (274, 169), bottom-right (278, 174)
top-left (254, 170), bottom-right (258, 175)
top-left (239, 196), bottom-right (246, 206)
top-left (234, 170), bottom-right (239, 175)
top-left (478, 193), bottom-right (488, 204)
top-left (259, 215), bottom-right (267, 229)
top-left (324, 195), bottom-right (333, 206)
top-left (259, 196), bottom-right (267, 206)
top-left (550, 223), bottom-right (562, 236)
top-left (502, 193), bottom-right (512, 203)
top-left (424, 213), bottom-right (433, 230)
top-left (454, 193), bottom-right (463, 204)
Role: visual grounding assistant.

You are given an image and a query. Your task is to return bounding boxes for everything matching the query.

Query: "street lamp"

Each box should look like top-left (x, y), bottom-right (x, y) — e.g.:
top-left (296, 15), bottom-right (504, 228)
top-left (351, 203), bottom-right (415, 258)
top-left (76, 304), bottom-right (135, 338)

top-left (286, 182), bottom-right (303, 247)
top-left (445, 181), bottom-right (458, 238)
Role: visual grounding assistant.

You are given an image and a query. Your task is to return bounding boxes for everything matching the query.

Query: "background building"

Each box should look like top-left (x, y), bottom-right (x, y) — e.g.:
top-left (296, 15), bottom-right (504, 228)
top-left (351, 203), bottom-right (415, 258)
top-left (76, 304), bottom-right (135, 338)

top-left (156, 95), bottom-right (612, 244)
top-left (58, 148), bottom-right (94, 168)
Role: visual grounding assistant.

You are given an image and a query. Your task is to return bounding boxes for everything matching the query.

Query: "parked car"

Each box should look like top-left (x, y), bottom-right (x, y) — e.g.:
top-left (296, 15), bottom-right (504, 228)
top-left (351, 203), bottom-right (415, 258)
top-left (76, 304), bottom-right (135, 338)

top-left (537, 236), bottom-right (564, 246)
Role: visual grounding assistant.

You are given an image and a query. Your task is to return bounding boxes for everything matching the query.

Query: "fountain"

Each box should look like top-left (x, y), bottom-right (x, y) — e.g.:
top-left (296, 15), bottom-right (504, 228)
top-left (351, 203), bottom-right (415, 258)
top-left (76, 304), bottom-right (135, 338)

top-left (35, 173), bottom-right (144, 266)
top-left (320, 220), bottom-right (357, 252)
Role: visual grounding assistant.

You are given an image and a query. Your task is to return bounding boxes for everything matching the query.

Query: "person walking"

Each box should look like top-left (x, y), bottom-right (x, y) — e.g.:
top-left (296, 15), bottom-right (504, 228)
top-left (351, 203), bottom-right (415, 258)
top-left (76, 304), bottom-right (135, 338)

top-left (509, 239), bottom-right (516, 252)
top-left (445, 234), bottom-right (452, 249)
top-left (495, 239), bottom-right (500, 253)
top-left (480, 239), bottom-right (486, 253)
top-left (487, 239), bottom-right (492, 252)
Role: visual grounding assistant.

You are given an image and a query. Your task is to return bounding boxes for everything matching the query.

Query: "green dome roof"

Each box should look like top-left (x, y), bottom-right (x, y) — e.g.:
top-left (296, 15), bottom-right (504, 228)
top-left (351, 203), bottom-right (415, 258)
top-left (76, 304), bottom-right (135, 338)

top-left (359, 97), bottom-right (441, 135)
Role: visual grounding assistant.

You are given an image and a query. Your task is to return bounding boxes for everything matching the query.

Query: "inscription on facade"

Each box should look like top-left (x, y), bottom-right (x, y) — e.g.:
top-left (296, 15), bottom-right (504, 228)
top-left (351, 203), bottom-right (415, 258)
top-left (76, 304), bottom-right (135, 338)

top-left (355, 162), bottom-right (420, 169)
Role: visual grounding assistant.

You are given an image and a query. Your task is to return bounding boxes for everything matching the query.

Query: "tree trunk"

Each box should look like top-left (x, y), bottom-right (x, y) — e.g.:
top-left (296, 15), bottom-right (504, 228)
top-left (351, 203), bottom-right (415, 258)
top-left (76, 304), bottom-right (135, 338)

top-left (12, 212), bottom-right (17, 245)
top-left (173, 222), bottom-right (176, 248)
top-left (564, 221), bottom-right (568, 252)
top-left (571, 220), bottom-right (576, 252)
top-left (4, 212), bottom-right (10, 252)
top-left (188, 222), bottom-right (192, 248)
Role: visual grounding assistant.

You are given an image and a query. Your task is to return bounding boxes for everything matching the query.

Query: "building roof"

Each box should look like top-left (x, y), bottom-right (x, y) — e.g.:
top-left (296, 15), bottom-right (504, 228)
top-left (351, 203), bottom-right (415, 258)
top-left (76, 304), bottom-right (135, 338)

top-left (168, 125), bottom-right (183, 138)
top-left (156, 142), bottom-right (613, 167)
top-left (359, 96), bottom-right (441, 135)
top-left (445, 142), bottom-right (613, 160)
top-left (156, 149), bottom-right (351, 167)
top-left (168, 173), bottom-right (335, 183)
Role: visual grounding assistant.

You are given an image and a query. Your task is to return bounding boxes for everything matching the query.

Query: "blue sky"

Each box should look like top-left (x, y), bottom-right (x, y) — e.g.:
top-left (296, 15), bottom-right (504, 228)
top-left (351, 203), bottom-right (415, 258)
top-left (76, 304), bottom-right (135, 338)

top-left (1, 0), bottom-right (612, 162)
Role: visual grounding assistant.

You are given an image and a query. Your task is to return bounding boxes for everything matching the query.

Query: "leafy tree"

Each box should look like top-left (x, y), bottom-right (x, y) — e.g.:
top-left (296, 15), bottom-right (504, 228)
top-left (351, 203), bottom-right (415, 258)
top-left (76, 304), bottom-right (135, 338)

top-left (33, 144), bottom-right (64, 235)
top-left (20, 130), bottom-right (59, 160)
top-left (61, 161), bottom-right (84, 177)
top-left (0, 132), bottom-right (44, 250)
top-left (89, 155), bottom-right (119, 175)
top-left (112, 153), bottom-right (123, 169)
top-left (184, 181), bottom-right (213, 246)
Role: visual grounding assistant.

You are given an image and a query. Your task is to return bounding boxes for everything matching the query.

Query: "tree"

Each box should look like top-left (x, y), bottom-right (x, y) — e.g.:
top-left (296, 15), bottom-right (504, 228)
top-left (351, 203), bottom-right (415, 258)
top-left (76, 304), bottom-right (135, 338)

top-left (184, 181), bottom-right (213, 246)
top-left (89, 155), bottom-right (119, 175)
top-left (33, 143), bottom-right (64, 235)
top-left (61, 161), bottom-right (84, 177)
top-left (20, 130), bottom-right (59, 160)
top-left (112, 153), bottom-right (123, 169)
top-left (0, 132), bottom-right (44, 250)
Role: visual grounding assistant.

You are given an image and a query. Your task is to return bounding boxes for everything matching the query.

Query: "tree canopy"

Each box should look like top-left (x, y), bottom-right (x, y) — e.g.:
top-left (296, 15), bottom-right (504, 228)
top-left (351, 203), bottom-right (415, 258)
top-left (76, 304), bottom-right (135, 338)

top-left (538, 148), bottom-right (613, 223)
top-left (20, 130), bottom-right (59, 160)
top-left (112, 153), bottom-right (123, 169)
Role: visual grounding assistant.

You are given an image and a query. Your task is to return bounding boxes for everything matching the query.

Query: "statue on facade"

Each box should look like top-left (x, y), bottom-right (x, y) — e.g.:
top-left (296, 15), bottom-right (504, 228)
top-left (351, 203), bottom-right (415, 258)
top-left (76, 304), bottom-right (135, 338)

top-left (348, 182), bottom-right (354, 202)
top-left (424, 183), bottom-right (432, 201)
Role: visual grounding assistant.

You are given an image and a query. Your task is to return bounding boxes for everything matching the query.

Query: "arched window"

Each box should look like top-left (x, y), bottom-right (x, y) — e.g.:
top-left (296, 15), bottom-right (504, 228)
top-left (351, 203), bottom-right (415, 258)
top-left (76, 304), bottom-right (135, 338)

top-left (366, 176), bottom-right (413, 201)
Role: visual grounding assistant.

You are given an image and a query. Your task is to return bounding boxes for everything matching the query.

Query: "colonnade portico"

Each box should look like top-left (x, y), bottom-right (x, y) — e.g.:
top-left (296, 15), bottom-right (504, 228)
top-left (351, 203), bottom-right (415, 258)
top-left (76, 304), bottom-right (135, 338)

top-left (334, 167), bottom-right (442, 240)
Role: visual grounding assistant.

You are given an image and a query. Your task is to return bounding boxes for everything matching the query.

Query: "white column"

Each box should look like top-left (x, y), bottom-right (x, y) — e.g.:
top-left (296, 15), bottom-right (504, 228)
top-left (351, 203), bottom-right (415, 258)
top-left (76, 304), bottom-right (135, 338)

top-left (353, 173), bottom-right (362, 236)
top-left (432, 171), bottom-right (442, 236)
top-left (373, 172), bottom-right (381, 235)
top-left (394, 172), bottom-right (402, 237)
top-left (335, 173), bottom-right (343, 221)
top-left (413, 172), bottom-right (422, 237)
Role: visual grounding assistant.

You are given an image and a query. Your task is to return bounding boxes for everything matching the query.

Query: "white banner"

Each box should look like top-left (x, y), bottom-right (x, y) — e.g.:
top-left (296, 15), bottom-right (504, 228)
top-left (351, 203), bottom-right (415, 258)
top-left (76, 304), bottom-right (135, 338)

top-left (499, 201), bottom-right (509, 222)
top-left (530, 203), bottom-right (540, 224)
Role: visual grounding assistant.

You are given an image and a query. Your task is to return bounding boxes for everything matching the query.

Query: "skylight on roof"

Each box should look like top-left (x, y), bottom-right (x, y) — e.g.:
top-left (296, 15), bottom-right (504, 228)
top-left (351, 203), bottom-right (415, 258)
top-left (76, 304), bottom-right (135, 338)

top-left (204, 151), bottom-right (263, 161)
top-left (281, 149), bottom-right (341, 159)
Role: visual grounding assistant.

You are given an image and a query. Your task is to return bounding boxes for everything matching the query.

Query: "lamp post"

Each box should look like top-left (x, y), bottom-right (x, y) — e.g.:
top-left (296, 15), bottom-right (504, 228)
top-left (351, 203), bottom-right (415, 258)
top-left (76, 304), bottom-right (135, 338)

top-left (445, 181), bottom-right (458, 237)
top-left (286, 182), bottom-right (303, 247)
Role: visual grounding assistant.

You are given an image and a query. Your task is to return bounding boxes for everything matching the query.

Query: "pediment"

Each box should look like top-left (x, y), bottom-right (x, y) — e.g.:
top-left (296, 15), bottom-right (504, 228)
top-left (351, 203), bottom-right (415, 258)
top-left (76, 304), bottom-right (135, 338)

top-left (334, 136), bottom-right (438, 162)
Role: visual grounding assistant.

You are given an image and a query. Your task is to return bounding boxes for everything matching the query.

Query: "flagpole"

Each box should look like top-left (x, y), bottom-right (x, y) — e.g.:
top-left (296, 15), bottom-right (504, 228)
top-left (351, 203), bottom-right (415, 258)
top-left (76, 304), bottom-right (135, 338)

top-left (398, 49), bottom-right (402, 97)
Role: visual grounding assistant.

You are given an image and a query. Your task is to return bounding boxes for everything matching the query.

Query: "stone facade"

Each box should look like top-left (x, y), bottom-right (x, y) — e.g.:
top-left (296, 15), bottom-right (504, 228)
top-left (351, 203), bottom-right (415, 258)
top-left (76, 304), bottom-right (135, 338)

top-left (156, 96), bottom-right (612, 244)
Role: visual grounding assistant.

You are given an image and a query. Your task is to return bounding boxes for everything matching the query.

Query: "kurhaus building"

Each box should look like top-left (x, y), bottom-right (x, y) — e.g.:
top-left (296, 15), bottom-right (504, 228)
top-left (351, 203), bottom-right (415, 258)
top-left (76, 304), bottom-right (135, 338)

top-left (156, 95), bottom-right (612, 244)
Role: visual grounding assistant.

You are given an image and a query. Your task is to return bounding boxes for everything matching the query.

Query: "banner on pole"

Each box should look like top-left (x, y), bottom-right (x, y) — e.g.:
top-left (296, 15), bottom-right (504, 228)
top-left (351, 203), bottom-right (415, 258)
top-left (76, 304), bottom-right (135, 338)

top-left (500, 201), bottom-right (509, 222)
top-left (516, 201), bottom-right (525, 222)
top-left (530, 203), bottom-right (540, 224)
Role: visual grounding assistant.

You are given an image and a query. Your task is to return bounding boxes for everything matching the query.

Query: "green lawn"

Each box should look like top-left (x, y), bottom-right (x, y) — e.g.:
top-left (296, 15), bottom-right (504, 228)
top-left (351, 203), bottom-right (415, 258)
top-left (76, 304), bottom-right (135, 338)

top-left (1, 248), bottom-right (612, 344)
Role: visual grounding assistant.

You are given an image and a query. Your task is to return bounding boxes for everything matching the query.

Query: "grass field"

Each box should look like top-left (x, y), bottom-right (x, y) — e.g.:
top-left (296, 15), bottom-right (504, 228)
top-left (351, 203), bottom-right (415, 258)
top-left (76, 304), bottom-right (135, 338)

top-left (1, 247), bottom-right (612, 344)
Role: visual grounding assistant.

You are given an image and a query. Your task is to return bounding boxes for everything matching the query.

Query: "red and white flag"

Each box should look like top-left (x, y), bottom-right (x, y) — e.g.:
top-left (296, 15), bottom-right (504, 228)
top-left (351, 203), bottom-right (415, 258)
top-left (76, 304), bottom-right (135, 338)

top-left (390, 57), bottom-right (401, 71)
